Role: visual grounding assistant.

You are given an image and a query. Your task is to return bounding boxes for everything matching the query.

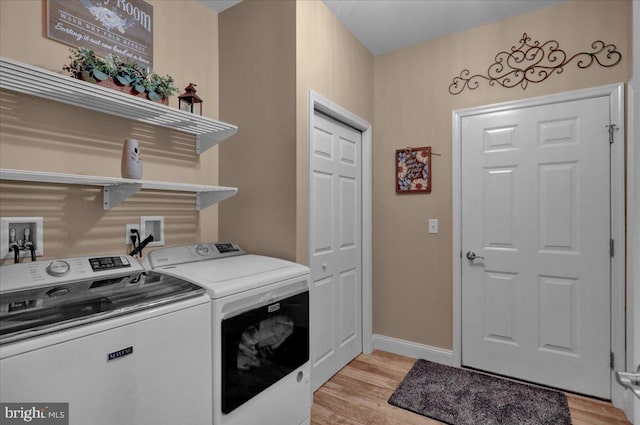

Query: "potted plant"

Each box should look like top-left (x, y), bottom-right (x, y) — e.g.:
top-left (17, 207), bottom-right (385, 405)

top-left (63, 48), bottom-right (177, 105)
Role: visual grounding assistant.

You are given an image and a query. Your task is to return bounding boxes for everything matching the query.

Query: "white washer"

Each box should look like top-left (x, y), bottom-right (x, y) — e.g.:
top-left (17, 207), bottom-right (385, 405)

top-left (0, 255), bottom-right (212, 425)
top-left (144, 242), bottom-right (311, 425)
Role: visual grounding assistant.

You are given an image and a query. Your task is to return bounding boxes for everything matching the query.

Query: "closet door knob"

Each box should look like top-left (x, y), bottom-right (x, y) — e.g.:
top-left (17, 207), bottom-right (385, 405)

top-left (466, 251), bottom-right (485, 261)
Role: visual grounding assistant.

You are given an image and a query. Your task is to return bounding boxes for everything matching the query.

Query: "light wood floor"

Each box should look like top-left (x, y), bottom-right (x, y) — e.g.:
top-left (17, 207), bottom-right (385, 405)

top-left (311, 350), bottom-right (632, 425)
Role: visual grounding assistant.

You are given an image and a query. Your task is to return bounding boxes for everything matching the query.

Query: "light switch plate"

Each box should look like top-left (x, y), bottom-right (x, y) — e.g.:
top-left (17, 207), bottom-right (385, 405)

top-left (428, 219), bottom-right (438, 234)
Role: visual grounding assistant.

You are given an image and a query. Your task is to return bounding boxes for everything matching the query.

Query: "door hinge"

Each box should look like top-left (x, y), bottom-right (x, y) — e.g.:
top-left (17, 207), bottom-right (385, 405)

top-left (610, 352), bottom-right (615, 369)
top-left (610, 239), bottom-right (615, 257)
top-left (606, 124), bottom-right (618, 144)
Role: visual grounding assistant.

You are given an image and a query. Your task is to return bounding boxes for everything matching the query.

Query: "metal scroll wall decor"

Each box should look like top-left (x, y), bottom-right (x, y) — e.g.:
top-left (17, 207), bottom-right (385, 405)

top-left (449, 33), bottom-right (622, 95)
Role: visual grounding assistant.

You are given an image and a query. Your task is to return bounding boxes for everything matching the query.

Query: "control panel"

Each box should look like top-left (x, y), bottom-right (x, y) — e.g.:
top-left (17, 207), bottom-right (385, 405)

top-left (215, 243), bottom-right (241, 254)
top-left (89, 256), bottom-right (131, 272)
top-left (144, 242), bottom-right (245, 269)
top-left (0, 255), bottom-right (143, 293)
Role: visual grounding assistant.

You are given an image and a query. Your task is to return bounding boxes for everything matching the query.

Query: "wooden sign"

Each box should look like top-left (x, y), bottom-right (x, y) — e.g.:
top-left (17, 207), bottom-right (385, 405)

top-left (396, 147), bottom-right (432, 193)
top-left (47, 0), bottom-right (154, 68)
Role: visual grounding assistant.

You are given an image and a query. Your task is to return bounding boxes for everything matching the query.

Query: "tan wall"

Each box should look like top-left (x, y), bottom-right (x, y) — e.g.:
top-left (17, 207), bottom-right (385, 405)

top-left (0, 1), bottom-right (220, 263)
top-left (218, 0), bottom-right (373, 262)
top-left (295, 0), bottom-right (374, 263)
top-left (218, 0), bottom-right (297, 260)
top-left (373, 0), bottom-right (632, 349)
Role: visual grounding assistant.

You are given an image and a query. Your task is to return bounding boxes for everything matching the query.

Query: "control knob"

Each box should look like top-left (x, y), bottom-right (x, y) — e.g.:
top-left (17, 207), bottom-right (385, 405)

top-left (46, 260), bottom-right (71, 277)
top-left (195, 244), bottom-right (210, 256)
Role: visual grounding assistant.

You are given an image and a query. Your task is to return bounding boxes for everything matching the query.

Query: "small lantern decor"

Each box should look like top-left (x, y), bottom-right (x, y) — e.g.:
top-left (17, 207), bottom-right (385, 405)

top-left (178, 83), bottom-right (203, 115)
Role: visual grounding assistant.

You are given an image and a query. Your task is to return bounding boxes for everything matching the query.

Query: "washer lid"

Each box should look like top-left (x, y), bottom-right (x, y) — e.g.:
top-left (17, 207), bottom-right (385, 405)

top-left (0, 257), bottom-right (205, 344)
top-left (153, 254), bottom-right (310, 299)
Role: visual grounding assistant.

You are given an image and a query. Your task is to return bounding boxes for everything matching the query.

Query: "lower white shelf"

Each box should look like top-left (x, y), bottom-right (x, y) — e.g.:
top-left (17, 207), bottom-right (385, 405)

top-left (0, 169), bottom-right (237, 211)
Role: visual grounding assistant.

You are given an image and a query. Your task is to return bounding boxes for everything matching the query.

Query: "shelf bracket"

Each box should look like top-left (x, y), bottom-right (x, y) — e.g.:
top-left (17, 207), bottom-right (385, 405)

top-left (196, 188), bottom-right (238, 211)
top-left (103, 183), bottom-right (142, 210)
top-left (196, 135), bottom-right (206, 155)
top-left (196, 127), bottom-right (237, 154)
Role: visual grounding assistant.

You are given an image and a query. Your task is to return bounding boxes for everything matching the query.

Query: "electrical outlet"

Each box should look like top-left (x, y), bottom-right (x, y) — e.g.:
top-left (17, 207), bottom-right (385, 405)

top-left (125, 224), bottom-right (140, 245)
top-left (1, 217), bottom-right (44, 260)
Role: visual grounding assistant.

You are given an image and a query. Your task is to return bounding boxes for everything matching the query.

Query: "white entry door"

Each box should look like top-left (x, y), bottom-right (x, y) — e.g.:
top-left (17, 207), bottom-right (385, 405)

top-left (310, 111), bottom-right (362, 391)
top-left (461, 96), bottom-right (612, 399)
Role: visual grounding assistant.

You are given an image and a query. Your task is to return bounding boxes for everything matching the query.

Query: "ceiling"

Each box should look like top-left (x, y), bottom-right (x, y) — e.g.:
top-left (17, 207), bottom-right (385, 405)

top-left (201, 0), bottom-right (565, 55)
top-left (200, 0), bottom-right (243, 14)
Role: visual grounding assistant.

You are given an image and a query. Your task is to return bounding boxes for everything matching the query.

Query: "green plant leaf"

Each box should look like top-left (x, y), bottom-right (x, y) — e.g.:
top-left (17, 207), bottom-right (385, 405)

top-left (92, 69), bottom-right (109, 81)
top-left (65, 48), bottom-right (177, 100)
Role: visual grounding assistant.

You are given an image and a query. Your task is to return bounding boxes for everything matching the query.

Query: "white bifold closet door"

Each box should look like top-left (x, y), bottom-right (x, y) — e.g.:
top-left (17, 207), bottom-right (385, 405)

top-left (310, 111), bottom-right (363, 391)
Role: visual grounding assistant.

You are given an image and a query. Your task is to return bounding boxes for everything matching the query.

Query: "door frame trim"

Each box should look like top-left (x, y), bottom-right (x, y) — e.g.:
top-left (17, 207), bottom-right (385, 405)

top-left (452, 83), bottom-right (626, 404)
top-left (308, 90), bottom-right (373, 354)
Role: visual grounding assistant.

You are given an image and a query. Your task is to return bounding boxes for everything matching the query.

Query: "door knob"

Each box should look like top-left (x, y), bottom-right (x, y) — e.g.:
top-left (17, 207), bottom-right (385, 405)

top-left (466, 251), bottom-right (485, 261)
top-left (615, 369), bottom-right (640, 400)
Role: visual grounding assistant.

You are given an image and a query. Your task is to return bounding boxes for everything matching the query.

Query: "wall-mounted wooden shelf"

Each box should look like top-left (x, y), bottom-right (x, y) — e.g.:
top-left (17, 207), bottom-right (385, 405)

top-left (0, 169), bottom-right (237, 211)
top-left (0, 56), bottom-right (237, 154)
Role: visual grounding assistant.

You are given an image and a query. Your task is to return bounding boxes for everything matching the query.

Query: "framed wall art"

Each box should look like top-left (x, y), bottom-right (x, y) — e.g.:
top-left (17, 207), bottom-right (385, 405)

top-left (47, 0), bottom-right (154, 68)
top-left (396, 146), bottom-right (431, 193)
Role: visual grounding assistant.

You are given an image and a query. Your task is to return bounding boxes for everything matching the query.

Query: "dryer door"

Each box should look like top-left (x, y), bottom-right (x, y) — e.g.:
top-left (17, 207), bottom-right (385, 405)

top-left (221, 290), bottom-right (309, 414)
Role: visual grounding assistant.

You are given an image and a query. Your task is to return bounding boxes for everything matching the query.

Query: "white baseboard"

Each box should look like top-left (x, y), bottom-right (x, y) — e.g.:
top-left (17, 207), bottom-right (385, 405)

top-left (372, 334), bottom-right (455, 366)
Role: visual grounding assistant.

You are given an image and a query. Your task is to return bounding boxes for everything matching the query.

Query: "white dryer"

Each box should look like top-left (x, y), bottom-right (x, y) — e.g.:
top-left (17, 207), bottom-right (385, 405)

top-left (0, 255), bottom-right (212, 425)
top-left (144, 242), bottom-right (311, 425)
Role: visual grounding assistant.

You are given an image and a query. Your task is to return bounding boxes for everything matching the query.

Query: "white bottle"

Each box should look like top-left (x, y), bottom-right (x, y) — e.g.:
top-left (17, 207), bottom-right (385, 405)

top-left (121, 138), bottom-right (143, 179)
